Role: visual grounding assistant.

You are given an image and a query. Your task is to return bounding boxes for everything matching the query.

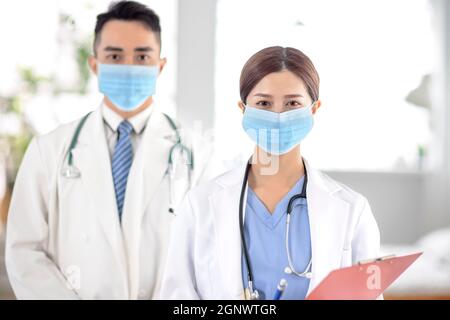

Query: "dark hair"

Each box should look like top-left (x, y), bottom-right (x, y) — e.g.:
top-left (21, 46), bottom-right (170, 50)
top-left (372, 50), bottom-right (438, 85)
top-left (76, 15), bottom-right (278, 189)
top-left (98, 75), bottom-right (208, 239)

top-left (94, 1), bottom-right (161, 54)
top-left (239, 46), bottom-right (320, 103)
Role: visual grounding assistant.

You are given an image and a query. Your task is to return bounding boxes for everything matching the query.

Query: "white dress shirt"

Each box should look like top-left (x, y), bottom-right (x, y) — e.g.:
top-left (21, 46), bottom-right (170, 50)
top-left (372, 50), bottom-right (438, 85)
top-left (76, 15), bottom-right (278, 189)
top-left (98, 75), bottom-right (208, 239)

top-left (101, 103), bottom-right (153, 158)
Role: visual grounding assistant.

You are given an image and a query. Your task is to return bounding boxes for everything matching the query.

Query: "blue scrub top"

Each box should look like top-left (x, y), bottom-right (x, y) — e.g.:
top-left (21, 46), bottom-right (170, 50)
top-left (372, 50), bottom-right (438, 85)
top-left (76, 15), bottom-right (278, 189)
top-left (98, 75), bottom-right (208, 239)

top-left (241, 176), bottom-right (312, 300)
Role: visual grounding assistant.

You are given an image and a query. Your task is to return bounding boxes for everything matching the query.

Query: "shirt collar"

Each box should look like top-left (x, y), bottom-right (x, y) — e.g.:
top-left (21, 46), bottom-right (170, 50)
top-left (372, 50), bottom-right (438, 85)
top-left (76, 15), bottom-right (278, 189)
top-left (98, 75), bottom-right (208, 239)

top-left (101, 102), bottom-right (153, 134)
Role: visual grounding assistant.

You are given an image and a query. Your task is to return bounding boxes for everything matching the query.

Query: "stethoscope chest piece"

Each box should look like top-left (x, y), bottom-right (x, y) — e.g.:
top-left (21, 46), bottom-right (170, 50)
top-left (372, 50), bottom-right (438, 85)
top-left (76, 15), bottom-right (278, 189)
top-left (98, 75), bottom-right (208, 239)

top-left (244, 287), bottom-right (260, 300)
top-left (61, 111), bottom-right (91, 180)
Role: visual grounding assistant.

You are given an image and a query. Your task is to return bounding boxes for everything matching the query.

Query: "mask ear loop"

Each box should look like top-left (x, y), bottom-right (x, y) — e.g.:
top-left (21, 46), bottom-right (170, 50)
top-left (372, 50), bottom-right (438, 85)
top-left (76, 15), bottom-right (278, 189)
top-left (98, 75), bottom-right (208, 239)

top-left (241, 101), bottom-right (247, 114)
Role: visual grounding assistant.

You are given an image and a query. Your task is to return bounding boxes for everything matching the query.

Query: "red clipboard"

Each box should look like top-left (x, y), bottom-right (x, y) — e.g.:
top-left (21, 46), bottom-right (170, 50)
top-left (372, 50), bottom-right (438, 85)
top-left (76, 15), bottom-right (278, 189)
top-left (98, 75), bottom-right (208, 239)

top-left (306, 252), bottom-right (423, 300)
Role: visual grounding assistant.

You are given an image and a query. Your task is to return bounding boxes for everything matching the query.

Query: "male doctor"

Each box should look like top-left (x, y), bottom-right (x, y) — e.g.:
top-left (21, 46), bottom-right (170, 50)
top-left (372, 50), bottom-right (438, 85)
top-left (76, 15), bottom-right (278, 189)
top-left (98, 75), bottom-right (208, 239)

top-left (5, 1), bottom-right (211, 299)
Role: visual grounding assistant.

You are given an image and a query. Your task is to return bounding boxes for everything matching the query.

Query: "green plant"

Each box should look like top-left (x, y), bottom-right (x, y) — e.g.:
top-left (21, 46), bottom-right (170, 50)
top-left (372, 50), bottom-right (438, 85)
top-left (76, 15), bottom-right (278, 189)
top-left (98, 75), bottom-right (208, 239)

top-left (76, 38), bottom-right (93, 95)
top-left (0, 96), bottom-right (33, 188)
top-left (18, 67), bottom-right (50, 95)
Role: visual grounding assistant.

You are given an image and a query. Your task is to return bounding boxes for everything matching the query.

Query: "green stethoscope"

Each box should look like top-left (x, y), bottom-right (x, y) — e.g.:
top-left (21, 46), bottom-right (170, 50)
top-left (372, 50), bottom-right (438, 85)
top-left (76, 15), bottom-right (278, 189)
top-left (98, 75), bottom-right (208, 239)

top-left (61, 111), bottom-right (194, 213)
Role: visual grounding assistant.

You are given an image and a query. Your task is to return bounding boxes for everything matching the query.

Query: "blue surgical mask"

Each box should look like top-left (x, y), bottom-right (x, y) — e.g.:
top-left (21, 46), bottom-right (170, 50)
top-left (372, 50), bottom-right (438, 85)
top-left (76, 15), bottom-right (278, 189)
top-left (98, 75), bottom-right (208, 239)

top-left (98, 63), bottom-right (159, 111)
top-left (242, 104), bottom-right (314, 155)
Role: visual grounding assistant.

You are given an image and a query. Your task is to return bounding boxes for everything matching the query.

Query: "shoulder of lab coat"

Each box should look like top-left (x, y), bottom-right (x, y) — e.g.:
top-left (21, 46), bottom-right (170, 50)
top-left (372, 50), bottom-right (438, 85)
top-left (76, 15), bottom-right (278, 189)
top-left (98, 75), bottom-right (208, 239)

top-left (174, 121), bottom-right (224, 186)
top-left (5, 113), bottom-right (91, 300)
top-left (313, 168), bottom-right (381, 255)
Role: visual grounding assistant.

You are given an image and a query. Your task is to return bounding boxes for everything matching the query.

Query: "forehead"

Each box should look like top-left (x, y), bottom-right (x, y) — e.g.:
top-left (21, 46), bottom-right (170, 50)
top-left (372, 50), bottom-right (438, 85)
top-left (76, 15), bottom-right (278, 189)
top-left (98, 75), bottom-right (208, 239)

top-left (250, 70), bottom-right (307, 96)
top-left (98, 19), bottom-right (159, 50)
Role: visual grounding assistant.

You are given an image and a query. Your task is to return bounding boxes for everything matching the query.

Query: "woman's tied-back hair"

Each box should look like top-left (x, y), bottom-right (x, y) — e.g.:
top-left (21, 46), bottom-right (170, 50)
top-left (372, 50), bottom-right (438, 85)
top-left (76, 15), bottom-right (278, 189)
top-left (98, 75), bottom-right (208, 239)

top-left (239, 46), bottom-right (320, 103)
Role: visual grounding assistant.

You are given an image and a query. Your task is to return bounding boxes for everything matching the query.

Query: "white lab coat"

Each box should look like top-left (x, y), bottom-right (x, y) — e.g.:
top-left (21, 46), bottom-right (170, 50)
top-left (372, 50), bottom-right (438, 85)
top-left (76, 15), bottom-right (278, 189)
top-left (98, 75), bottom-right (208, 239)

top-left (160, 160), bottom-right (381, 299)
top-left (5, 107), bottom-right (212, 300)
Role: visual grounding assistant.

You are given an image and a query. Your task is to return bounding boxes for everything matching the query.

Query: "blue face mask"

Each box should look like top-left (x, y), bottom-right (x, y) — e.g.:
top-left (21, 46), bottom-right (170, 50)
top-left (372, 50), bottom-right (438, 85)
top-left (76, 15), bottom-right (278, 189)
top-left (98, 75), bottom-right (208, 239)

top-left (98, 63), bottom-right (159, 111)
top-left (242, 104), bottom-right (314, 155)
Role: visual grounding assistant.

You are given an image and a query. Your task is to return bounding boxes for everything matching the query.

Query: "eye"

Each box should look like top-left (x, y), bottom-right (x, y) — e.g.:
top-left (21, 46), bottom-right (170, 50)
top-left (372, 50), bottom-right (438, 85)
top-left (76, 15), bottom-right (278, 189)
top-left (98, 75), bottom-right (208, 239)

top-left (255, 100), bottom-right (271, 108)
top-left (286, 100), bottom-right (302, 108)
top-left (107, 54), bottom-right (122, 62)
top-left (137, 55), bottom-right (150, 63)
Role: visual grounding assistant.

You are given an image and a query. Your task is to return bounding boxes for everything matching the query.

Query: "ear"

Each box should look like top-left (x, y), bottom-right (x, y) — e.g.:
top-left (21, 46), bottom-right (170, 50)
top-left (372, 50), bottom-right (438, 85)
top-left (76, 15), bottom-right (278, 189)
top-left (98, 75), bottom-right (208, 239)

top-left (88, 55), bottom-right (98, 75)
top-left (158, 57), bottom-right (167, 75)
top-left (312, 100), bottom-right (322, 115)
top-left (237, 101), bottom-right (246, 114)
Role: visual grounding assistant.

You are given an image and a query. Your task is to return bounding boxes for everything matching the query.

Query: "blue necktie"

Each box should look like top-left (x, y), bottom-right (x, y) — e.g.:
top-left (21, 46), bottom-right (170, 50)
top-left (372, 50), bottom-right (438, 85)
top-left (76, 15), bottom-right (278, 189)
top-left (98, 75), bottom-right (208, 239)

top-left (112, 120), bottom-right (134, 221)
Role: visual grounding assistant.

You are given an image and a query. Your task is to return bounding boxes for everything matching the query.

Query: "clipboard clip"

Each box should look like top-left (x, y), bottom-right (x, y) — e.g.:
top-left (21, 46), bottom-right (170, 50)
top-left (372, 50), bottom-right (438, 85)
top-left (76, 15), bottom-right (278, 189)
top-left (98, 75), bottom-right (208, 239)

top-left (358, 254), bottom-right (396, 265)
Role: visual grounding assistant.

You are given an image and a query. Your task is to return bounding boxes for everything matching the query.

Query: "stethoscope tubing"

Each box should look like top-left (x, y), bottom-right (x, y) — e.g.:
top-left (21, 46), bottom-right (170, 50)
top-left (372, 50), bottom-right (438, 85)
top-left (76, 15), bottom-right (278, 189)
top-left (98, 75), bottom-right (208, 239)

top-left (61, 111), bottom-right (193, 213)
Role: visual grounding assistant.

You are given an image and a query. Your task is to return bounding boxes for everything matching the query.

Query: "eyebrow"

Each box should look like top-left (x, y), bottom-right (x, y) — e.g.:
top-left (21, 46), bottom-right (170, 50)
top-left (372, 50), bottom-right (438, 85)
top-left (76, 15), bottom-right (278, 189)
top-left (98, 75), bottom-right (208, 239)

top-left (104, 46), bottom-right (123, 52)
top-left (254, 93), bottom-right (272, 98)
top-left (134, 47), bottom-right (153, 52)
top-left (253, 93), bottom-right (304, 98)
top-left (103, 46), bottom-right (154, 52)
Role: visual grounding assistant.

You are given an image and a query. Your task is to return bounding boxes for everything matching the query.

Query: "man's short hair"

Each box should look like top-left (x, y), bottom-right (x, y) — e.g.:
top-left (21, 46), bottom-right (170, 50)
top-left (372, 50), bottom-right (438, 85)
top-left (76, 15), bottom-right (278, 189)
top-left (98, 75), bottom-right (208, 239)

top-left (93, 1), bottom-right (161, 55)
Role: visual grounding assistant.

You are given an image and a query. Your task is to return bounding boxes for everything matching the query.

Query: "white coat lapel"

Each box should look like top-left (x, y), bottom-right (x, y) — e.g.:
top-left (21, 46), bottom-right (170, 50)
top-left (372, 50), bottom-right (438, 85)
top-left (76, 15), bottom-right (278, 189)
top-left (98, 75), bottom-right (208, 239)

top-left (210, 165), bottom-right (247, 299)
top-left (70, 108), bottom-right (128, 285)
top-left (121, 110), bottom-right (175, 299)
top-left (304, 161), bottom-right (350, 295)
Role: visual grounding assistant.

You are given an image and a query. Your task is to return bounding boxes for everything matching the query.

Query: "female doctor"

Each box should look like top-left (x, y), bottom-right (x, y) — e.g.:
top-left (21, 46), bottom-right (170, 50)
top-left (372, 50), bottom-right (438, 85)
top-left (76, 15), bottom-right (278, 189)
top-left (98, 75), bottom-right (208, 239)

top-left (160, 46), bottom-right (380, 300)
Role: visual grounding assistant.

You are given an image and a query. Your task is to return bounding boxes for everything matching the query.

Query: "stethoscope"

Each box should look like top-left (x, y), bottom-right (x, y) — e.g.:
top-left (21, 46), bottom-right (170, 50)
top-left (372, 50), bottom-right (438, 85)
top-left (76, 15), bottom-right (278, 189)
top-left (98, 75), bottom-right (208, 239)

top-left (60, 111), bottom-right (194, 214)
top-left (239, 159), bottom-right (313, 300)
